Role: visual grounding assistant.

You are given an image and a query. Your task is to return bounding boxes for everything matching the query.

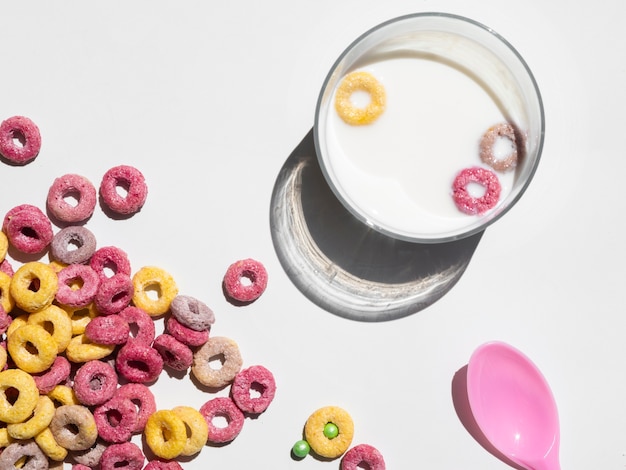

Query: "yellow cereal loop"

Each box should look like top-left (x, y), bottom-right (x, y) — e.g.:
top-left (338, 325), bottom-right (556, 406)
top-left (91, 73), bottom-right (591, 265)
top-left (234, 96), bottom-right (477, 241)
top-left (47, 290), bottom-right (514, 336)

top-left (0, 428), bottom-right (13, 448)
top-left (132, 266), bottom-right (178, 316)
top-left (67, 303), bottom-right (98, 335)
top-left (28, 304), bottom-right (73, 353)
top-left (47, 385), bottom-right (79, 407)
top-left (0, 346), bottom-right (6, 371)
top-left (145, 409), bottom-right (187, 459)
top-left (6, 313), bottom-right (28, 337)
top-left (0, 231), bottom-right (7, 261)
top-left (304, 406), bottom-right (354, 459)
top-left (334, 71), bottom-right (386, 125)
top-left (10, 261), bottom-right (58, 313)
top-left (172, 405), bottom-right (209, 456)
top-left (48, 260), bottom-right (67, 273)
top-left (35, 427), bottom-right (69, 461)
top-left (65, 333), bottom-right (116, 363)
top-left (7, 324), bottom-right (58, 373)
top-left (0, 271), bottom-right (15, 314)
top-left (0, 369), bottom-right (39, 424)
top-left (7, 395), bottom-right (55, 440)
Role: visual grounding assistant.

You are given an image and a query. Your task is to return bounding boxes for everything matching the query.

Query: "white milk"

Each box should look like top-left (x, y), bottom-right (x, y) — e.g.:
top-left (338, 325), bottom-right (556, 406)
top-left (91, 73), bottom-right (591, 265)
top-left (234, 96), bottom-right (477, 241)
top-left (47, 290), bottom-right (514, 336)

top-left (323, 56), bottom-right (518, 239)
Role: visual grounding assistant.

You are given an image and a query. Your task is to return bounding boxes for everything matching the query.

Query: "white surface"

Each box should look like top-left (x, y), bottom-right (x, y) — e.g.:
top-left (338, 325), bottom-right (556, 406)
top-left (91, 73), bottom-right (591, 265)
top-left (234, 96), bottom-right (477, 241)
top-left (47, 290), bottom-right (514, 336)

top-left (0, 0), bottom-right (623, 468)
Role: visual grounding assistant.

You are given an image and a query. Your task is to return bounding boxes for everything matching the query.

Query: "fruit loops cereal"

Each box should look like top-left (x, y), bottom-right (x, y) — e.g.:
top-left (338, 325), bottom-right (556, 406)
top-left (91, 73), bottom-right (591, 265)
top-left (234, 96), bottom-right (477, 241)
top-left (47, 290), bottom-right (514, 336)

top-left (231, 365), bottom-right (276, 414)
top-left (479, 122), bottom-right (519, 173)
top-left (304, 406), bottom-right (354, 459)
top-left (4, 205), bottom-right (54, 254)
top-left (341, 443), bottom-right (386, 470)
top-left (199, 397), bottom-right (245, 444)
top-left (50, 225), bottom-right (97, 265)
top-left (99, 165), bottom-right (148, 216)
top-left (223, 258), bottom-right (268, 303)
top-left (192, 336), bottom-right (243, 388)
top-left (451, 166), bottom-right (502, 215)
top-left (46, 174), bottom-right (97, 224)
top-left (334, 71), bottom-right (386, 126)
top-left (0, 115), bottom-right (41, 165)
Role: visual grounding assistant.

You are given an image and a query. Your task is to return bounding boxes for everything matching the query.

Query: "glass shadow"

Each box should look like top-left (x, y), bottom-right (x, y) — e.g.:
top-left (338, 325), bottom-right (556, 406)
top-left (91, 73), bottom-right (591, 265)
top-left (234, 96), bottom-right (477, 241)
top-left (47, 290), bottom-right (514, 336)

top-left (269, 128), bottom-right (484, 321)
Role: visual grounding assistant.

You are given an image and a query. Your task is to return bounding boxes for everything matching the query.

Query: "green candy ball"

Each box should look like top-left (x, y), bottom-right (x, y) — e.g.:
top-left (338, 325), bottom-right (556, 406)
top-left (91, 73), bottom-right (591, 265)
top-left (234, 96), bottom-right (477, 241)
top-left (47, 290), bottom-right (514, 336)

top-left (292, 440), bottom-right (310, 458)
top-left (323, 422), bottom-right (339, 439)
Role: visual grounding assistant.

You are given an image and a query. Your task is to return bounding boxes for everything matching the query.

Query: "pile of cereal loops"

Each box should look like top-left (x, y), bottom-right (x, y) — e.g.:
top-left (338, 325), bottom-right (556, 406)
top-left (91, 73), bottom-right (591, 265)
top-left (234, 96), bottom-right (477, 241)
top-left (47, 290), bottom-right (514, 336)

top-left (291, 406), bottom-right (386, 470)
top-left (0, 116), bottom-right (275, 470)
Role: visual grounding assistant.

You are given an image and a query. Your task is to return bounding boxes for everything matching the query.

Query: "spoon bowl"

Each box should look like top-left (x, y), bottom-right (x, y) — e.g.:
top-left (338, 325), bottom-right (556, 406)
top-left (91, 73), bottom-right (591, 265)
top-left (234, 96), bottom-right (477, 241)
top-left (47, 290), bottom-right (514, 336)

top-left (466, 341), bottom-right (561, 470)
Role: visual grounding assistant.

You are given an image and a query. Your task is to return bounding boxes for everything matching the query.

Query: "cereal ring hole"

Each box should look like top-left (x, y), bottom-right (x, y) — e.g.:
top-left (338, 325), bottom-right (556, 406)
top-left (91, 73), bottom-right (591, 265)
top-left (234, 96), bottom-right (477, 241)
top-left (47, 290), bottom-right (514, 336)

top-left (465, 181), bottom-right (488, 198)
top-left (5, 386), bottom-right (19, 405)
top-left (144, 283), bottom-right (162, 301)
top-left (10, 129), bottom-right (26, 148)
top-left (238, 270), bottom-right (257, 287)
top-left (105, 409), bottom-right (123, 427)
top-left (20, 226), bottom-right (40, 241)
top-left (249, 381), bottom-right (265, 399)
top-left (89, 375), bottom-right (105, 391)
top-left (28, 277), bottom-right (41, 292)
top-left (67, 276), bottom-right (85, 291)
top-left (127, 360), bottom-right (151, 374)
top-left (492, 135), bottom-right (516, 161)
top-left (208, 353), bottom-right (225, 371)
top-left (211, 413), bottom-right (231, 429)
top-left (114, 179), bottom-right (130, 198)
top-left (349, 89), bottom-right (372, 109)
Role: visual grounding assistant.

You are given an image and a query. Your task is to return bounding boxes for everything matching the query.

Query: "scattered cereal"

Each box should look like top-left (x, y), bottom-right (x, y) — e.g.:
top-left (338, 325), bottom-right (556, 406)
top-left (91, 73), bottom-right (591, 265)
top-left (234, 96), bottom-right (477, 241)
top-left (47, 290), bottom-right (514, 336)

top-left (0, 116), bottom-right (41, 165)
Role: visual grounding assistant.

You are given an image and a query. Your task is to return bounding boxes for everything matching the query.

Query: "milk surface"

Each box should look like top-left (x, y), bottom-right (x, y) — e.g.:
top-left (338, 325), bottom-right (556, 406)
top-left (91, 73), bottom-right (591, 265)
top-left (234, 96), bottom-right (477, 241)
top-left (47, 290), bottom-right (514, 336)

top-left (323, 56), bottom-right (517, 238)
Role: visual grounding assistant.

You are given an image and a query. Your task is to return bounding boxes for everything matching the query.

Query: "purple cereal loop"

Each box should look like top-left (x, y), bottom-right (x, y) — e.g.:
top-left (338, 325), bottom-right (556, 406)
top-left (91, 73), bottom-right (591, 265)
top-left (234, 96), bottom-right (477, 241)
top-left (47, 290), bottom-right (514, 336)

top-left (166, 315), bottom-right (209, 347)
top-left (32, 356), bottom-right (71, 394)
top-left (152, 334), bottom-right (193, 371)
top-left (47, 173), bottom-right (97, 224)
top-left (5, 207), bottom-right (53, 254)
top-left (94, 273), bottom-right (134, 315)
top-left (93, 396), bottom-right (138, 443)
top-left (71, 439), bottom-right (108, 467)
top-left (199, 397), bottom-right (245, 444)
top-left (170, 294), bottom-right (215, 331)
top-left (118, 306), bottom-right (155, 346)
top-left (56, 264), bottom-right (100, 308)
top-left (89, 246), bottom-right (131, 282)
top-left (99, 442), bottom-right (145, 470)
top-left (85, 315), bottom-right (130, 345)
top-left (99, 165), bottom-right (148, 216)
top-left (113, 383), bottom-right (156, 433)
top-left (50, 226), bottom-right (97, 265)
top-left (0, 440), bottom-right (48, 469)
top-left (115, 342), bottom-right (163, 384)
top-left (0, 116), bottom-right (42, 165)
top-left (73, 360), bottom-right (118, 406)
top-left (231, 365), bottom-right (276, 414)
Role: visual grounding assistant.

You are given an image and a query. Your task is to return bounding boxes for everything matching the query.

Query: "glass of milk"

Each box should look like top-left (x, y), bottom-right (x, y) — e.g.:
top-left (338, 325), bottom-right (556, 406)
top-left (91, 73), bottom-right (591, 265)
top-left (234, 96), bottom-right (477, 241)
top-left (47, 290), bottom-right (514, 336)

top-left (314, 12), bottom-right (544, 243)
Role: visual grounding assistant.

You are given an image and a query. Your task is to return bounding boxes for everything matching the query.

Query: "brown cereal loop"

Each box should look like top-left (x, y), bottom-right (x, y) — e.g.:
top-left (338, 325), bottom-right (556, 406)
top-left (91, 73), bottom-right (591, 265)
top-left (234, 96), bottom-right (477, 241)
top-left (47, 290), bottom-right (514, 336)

top-left (304, 406), bottom-right (354, 459)
top-left (334, 71), bottom-right (386, 125)
top-left (479, 122), bottom-right (519, 172)
top-left (192, 336), bottom-right (243, 388)
top-left (49, 404), bottom-right (98, 451)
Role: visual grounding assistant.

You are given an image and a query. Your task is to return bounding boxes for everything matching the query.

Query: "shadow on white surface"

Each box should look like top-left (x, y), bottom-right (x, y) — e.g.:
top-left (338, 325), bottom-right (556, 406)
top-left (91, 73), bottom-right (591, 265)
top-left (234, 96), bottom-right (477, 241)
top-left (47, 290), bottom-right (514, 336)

top-left (270, 129), bottom-right (484, 321)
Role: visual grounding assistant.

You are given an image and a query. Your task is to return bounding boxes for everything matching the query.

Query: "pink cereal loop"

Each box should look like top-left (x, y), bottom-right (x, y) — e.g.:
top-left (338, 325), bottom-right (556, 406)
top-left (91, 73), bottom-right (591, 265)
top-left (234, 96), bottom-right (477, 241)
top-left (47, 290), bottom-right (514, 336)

top-left (451, 166), bottom-right (502, 215)
top-left (199, 397), bottom-right (245, 444)
top-left (118, 306), bottom-right (155, 346)
top-left (341, 444), bottom-right (386, 470)
top-left (115, 341), bottom-right (163, 384)
top-left (113, 383), bottom-right (156, 433)
top-left (165, 315), bottom-right (209, 347)
top-left (90, 246), bottom-right (131, 282)
top-left (223, 258), bottom-right (268, 303)
top-left (99, 442), bottom-right (145, 470)
top-left (94, 273), bottom-right (134, 315)
top-left (152, 334), bottom-right (193, 371)
top-left (73, 360), bottom-right (118, 406)
top-left (47, 173), bottom-right (97, 223)
top-left (32, 356), bottom-right (71, 394)
top-left (56, 263), bottom-right (100, 308)
top-left (99, 165), bottom-right (148, 216)
top-left (5, 207), bottom-right (53, 254)
top-left (0, 116), bottom-right (42, 165)
top-left (85, 315), bottom-right (130, 345)
top-left (231, 365), bottom-right (276, 414)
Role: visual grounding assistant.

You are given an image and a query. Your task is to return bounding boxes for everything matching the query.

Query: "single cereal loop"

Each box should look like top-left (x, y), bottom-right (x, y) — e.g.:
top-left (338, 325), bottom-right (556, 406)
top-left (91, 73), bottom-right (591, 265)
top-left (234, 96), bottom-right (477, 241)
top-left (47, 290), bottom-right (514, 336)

top-left (49, 404), bottom-right (98, 451)
top-left (73, 360), bottom-right (118, 406)
top-left (67, 303), bottom-right (98, 335)
top-left (170, 294), bottom-right (215, 331)
top-left (99, 442), bottom-right (145, 470)
top-left (3, 204), bottom-right (42, 231)
top-left (28, 304), bottom-right (73, 353)
top-left (35, 427), bottom-right (69, 461)
top-left (94, 273), bottom-right (134, 315)
top-left (304, 406), bottom-right (355, 459)
top-left (7, 395), bottom-right (55, 440)
top-left (0, 369), bottom-right (39, 423)
top-left (65, 334), bottom-right (116, 363)
top-left (50, 226), bottom-right (97, 265)
top-left (341, 444), bottom-right (386, 470)
top-left (118, 306), bottom-right (155, 346)
top-left (7, 324), bottom-right (58, 373)
top-left (85, 314), bottom-right (130, 345)
top-left (334, 71), bottom-right (386, 126)
top-left (115, 341), bottom-right (163, 384)
top-left (55, 264), bottom-right (100, 308)
top-left (131, 266), bottom-right (178, 317)
top-left (153, 334), bottom-right (193, 371)
top-left (71, 439), bottom-right (108, 467)
top-left (0, 115), bottom-right (42, 164)
top-left (231, 365), bottom-right (276, 414)
top-left (10, 262), bottom-right (58, 313)
top-left (0, 271), bottom-right (15, 314)
top-left (94, 396), bottom-right (138, 443)
top-left (171, 406), bottom-right (209, 456)
top-left (0, 440), bottom-right (48, 470)
top-left (47, 385), bottom-right (79, 407)
top-left (33, 356), bottom-right (71, 394)
top-left (113, 383), bottom-right (156, 433)
top-left (99, 165), bottom-right (148, 215)
top-left (223, 258), bottom-right (268, 303)
top-left (0, 427), bottom-right (12, 448)
top-left (47, 173), bottom-right (98, 223)
top-left (6, 313), bottom-right (28, 338)
top-left (479, 122), bottom-right (519, 172)
top-left (90, 246), bottom-right (132, 281)
top-left (192, 336), bottom-right (243, 388)
top-left (199, 396), bottom-right (245, 444)
top-left (166, 315), bottom-right (209, 347)
top-left (451, 167), bottom-right (502, 215)
top-left (144, 410), bottom-right (187, 460)
top-left (5, 208), bottom-right (53, 254)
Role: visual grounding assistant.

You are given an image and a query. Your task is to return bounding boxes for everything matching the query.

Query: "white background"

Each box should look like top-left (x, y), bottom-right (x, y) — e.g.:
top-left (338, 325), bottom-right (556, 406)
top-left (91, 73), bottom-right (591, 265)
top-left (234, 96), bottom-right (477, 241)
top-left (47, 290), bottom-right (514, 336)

top-left (0, 1), bottom-right (623, 468)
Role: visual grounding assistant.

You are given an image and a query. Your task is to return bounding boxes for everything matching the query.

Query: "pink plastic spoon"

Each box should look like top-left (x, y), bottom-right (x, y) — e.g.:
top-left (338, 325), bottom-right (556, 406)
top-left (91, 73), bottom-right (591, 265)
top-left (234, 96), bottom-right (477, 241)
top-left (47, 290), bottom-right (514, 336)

top-left (466, 341), bottom-right (561, 470)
